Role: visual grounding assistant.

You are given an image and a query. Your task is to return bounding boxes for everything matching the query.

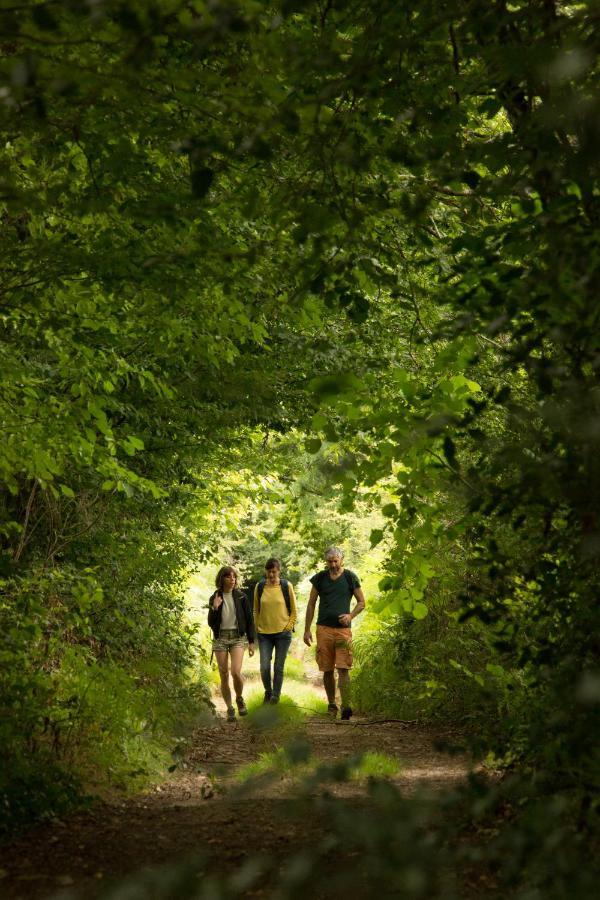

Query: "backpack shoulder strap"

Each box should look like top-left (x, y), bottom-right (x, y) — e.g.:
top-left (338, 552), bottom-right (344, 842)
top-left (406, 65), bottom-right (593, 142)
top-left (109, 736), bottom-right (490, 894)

top-left (314, 569), bottom-right (328, 594)
top-left (280, 578), bottom-right (291, 615)
top-left (344, 569), bottom-right (355, 597)
top-left (256, 579), bottom-right (266, 612)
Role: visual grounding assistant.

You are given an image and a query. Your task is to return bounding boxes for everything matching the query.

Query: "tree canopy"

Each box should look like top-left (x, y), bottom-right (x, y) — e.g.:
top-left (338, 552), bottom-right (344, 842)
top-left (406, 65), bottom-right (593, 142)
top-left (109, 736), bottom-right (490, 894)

top-left (1, 0), bottom-right (598, 893)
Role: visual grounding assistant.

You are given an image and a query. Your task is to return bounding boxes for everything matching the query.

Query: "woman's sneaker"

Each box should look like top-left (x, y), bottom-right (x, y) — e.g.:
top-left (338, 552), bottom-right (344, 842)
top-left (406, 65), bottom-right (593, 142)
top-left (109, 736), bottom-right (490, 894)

top-left (327, 703), bottom-right (338, 717)
top-left (226, 706), bottom-right (236, 722)
top-left (236, 696), bottom-right (248, 716)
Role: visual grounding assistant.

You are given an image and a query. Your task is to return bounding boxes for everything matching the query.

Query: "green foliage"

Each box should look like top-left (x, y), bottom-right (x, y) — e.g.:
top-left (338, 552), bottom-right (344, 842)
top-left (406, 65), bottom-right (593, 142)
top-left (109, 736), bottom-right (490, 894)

top-left (281, 655), bottom-right (305, 683)
top-left (351, 752), bottom-right (400, 781)
top-left (0, 758), bottom-right (81, 838)
top-left (352, 611), bottom-right (500, 726)
top-left (245, 691), bottom-right (327, 725)
top-left (235, 746), bottom-right (303, 783)
top-left (0, 484), bottom-right (213, 831)
top-left (0, 1), bottom-right (598, 891)
top-left (50, 648), bottom-right (199, 790)
top-left (236, 744), bottom-right (398, 785)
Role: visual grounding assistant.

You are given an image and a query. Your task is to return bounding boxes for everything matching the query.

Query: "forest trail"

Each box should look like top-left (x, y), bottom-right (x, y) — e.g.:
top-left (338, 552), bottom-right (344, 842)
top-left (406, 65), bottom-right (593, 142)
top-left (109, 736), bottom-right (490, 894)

top-left (0, 674), bottom-right (472, 900)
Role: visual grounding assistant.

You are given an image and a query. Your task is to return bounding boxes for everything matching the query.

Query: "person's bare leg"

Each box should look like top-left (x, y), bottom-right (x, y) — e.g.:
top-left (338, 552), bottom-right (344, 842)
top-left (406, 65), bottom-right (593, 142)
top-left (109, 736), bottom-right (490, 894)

top-left (338, 668), bottom-right (351, 709)
top-left (230, 645), bottom-right (246, 699)
top-left (215, 650), bottom-right (232, 709)
top-left (323, 670), bottom-right (336, 704)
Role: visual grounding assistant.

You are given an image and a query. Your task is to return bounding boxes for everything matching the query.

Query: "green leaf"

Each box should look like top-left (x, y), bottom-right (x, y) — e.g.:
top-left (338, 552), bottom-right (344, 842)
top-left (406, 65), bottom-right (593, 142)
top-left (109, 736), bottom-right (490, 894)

top-left (412, 602), bottom-right (428, 620)
top-left (311, 412), bottom-right (328, 431)
top-left (309, 373), bottom-right (363, 401)
top-left (347, 294), bottom-right (370, 324)
top-left (369, 528), bottom-right (384, 547)
top-left (304, 437), bottom-right (322, 454)
top-left (486, 663), bottom-right (506, 678)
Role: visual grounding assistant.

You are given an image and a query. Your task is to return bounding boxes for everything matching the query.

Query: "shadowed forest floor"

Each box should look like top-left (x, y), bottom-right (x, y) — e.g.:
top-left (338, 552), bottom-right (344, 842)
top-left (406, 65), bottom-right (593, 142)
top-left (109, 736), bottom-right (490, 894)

top-left (0, 674), bottom-right (488, 899)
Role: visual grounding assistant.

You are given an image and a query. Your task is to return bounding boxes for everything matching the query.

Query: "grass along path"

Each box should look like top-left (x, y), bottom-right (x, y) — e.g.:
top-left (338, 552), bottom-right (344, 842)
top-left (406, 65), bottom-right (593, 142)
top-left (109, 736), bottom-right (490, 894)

top-left (0, 661), bottom-right (478, 899)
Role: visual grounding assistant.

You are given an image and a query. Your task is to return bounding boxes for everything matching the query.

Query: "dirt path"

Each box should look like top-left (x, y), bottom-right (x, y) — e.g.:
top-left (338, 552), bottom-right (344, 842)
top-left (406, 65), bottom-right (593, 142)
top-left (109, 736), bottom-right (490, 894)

top-left (0, 677), bottom-right (474, 899)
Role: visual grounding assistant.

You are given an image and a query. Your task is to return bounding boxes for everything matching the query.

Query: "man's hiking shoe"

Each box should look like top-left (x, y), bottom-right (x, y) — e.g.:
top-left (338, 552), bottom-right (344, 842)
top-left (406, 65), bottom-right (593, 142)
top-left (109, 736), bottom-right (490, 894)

top-left (226, 706), bottom-right (236, 722)
top-left (236, 696), bottom-right (248, 716)
top-left (269, 695), bottom-right (280, 705)
top-left (327, 703), bottom-right (338, 717)
top-left (341, 707), bottom-right (353, 721)
top-left (263, 691), bottom-right (272, 705)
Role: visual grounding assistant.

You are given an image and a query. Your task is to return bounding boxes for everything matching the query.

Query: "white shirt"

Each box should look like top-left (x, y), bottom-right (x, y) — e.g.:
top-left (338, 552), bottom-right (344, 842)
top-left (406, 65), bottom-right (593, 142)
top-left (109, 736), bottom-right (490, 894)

top-left (220, 591), bottom-right (237, 630)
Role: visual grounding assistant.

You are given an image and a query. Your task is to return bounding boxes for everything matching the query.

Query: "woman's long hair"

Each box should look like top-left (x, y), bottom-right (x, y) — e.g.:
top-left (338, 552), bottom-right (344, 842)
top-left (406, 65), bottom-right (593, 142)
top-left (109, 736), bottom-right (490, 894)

top-left (215, 565), bottom-right (239, 592)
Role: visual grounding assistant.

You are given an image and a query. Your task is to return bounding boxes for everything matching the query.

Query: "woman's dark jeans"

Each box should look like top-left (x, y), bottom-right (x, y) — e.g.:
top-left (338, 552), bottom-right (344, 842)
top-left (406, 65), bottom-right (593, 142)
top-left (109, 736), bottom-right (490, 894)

top-left (258, 631), bottom-right (293, 699)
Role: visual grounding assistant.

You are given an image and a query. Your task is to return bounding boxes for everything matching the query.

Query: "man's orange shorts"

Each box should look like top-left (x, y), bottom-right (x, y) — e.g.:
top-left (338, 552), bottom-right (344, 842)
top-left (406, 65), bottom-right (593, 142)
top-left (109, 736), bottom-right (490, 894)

top-left (315, 625), bottom-right (353, 671)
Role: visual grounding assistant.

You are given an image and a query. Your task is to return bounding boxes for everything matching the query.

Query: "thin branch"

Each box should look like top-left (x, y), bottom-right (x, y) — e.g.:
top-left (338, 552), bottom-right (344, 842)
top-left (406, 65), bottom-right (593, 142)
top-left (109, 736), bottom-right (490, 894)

top-left (1, 30), bottom-right (117, 48)
top-left (477, 333), bottom-right (508, 351)
top-left (428, 451), bottom-right (475, 491)
top-left (449, 24), bottom-right (461, 104)
top-left (343, 718), bottom-right (419, 727)
top-left (318, 0), bottom-right (334, 28)
top-left (73, 138), bottom-right (101, 196)
top-left (12, 480), bottom-right (38, 562)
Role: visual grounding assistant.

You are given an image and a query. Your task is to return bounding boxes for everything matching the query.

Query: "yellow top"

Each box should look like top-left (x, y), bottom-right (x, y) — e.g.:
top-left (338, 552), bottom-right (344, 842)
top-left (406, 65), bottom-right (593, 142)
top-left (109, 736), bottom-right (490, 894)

top-left (253, 581), bottom-right (297, 634)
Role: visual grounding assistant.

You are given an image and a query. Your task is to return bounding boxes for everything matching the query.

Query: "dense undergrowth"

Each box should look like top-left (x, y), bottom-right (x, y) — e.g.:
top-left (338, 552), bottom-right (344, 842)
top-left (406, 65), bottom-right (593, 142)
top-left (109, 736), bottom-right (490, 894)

top-left (0, 488), bottom-right (213, 835)
top-left (353, 613), bottom-right (500, 727)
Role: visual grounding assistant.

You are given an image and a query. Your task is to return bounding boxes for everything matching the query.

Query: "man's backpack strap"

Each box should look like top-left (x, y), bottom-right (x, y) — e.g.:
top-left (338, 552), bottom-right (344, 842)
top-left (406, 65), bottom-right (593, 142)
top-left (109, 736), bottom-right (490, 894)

top-left (315, 569), bottom-right (355, 599)
top-left (344, 569), bottom-right (355, 597)
top-left (314, 570), bottom-right (326, 594)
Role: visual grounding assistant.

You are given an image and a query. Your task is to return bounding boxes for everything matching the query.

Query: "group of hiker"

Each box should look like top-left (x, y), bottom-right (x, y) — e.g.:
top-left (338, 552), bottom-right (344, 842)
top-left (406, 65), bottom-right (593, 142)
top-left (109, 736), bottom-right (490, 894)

top-left (207, 547), bottom-right (366, 722)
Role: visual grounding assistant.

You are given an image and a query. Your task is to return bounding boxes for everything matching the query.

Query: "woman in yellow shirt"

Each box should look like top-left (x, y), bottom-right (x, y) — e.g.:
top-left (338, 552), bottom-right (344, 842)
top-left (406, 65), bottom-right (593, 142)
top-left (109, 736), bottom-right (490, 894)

top-left (253, 557), bottom-right (297, 704)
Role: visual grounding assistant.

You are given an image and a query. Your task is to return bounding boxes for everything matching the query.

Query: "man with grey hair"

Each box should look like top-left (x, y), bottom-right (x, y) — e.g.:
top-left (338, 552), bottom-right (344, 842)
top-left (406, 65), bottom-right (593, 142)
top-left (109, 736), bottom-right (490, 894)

top-left (304, 547), bottom-right (366, 719)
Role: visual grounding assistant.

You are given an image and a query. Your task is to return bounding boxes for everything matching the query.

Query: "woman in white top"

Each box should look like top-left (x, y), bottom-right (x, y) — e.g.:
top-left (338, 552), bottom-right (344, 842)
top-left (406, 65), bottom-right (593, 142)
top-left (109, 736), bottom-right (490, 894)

top-left (208, 566), bottom-right (255, 722)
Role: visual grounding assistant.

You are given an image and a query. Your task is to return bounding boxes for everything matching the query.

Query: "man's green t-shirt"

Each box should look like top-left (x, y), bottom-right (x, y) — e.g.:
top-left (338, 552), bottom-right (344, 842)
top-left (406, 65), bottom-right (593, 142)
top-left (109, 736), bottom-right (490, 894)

top-left (310, 569), bottom-right (361, 628)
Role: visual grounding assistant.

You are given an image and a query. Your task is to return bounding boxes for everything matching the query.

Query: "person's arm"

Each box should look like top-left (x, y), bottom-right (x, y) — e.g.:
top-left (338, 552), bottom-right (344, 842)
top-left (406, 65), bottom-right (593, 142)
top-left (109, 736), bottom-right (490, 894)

top-left (253, 584), bottom-right (259, 629)
top-left (207, 591), bottom-right (222, 629)
top-left (286, 583), bottom-right (298, 632)
top-left (303, 586), bottom-right (318, 646)
top-left (338, 587), bottom-right (366, 627)
top-left (242, 592), bottom-right (256, 654)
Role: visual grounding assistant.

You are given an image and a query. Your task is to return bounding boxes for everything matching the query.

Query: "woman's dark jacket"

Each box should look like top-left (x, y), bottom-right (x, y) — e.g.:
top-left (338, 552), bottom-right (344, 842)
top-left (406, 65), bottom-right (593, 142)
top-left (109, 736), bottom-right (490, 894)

top-left (208, 588), bottom-right (255, 642)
